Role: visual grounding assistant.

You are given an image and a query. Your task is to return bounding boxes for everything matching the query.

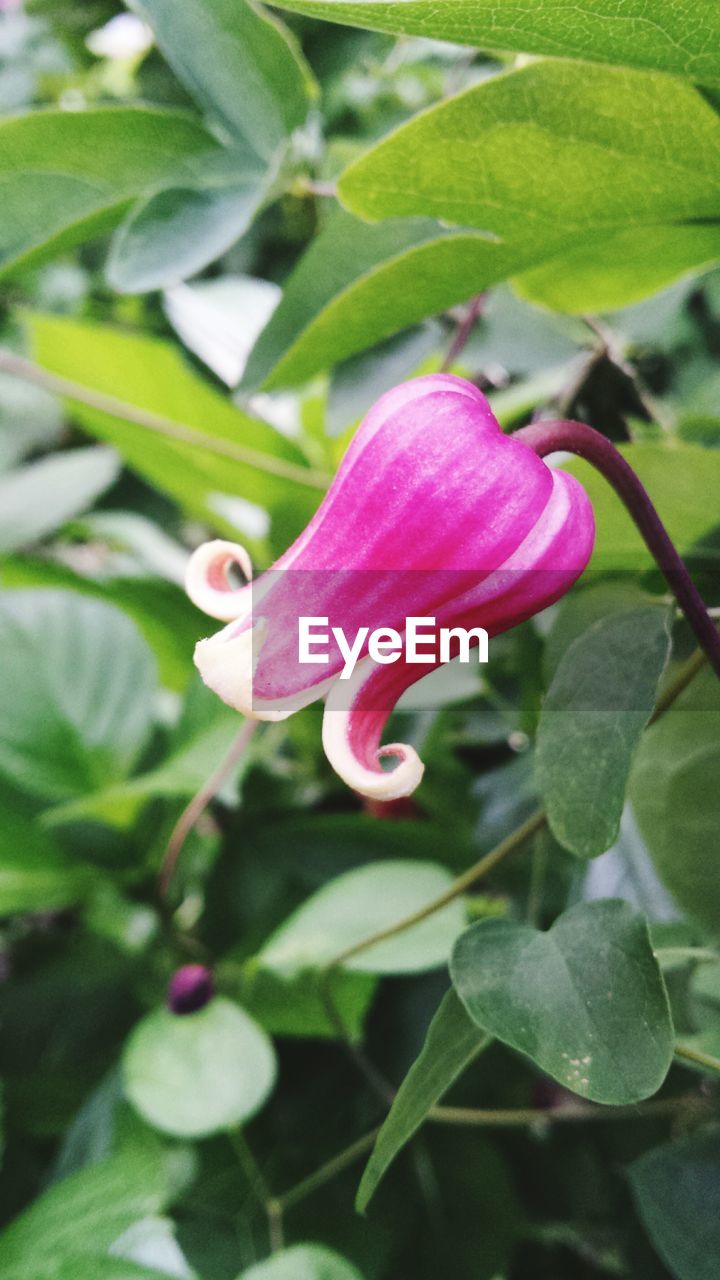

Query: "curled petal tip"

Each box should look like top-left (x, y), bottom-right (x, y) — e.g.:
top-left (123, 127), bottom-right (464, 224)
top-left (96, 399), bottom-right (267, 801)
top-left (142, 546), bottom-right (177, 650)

top-left (186, 539), bottom-right (253, 621)
top-left (322, 669), bottom-right (425, 799)
top-left (193, 619), bottom-right (290, 722)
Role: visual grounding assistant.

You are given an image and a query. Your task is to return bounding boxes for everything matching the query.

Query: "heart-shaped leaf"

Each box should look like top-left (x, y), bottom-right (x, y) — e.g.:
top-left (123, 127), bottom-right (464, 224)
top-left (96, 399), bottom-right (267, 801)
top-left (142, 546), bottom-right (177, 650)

top-left (450, 900), bottom-right (673, 1104)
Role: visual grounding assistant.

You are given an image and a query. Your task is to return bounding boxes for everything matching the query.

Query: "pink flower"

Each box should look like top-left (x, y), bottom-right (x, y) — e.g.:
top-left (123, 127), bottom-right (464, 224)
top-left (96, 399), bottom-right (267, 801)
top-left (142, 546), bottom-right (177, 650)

top-left (186, 375), bottom-right (594, 799)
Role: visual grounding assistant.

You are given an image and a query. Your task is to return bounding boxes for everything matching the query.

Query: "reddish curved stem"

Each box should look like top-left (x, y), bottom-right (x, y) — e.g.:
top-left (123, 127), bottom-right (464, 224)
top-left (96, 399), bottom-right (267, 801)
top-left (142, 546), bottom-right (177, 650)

top-left (514, 419), bottom-right (720, 680)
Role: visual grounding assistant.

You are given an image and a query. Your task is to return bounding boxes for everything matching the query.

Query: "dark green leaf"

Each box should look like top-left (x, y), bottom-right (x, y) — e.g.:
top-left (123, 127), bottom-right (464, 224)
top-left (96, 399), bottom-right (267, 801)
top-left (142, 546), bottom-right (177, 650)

top-left (0, 1144), bottom-right (185, 1272)
top-left (106, 168), bottom-right (269, 295)
top-left (536, 607), bottom-right (671, 858)
top-left (630, 668), bottom-right (720, 937)
top-left (357, 989), bottom-right (488, 1212)
top-left (0, 808), bottom-right (94, 915)
top-left (0, 590), bottom-right (157, 802)
top-left (450, 900), bottom-right (674, 1104)
top-left (129, 0), bottom-right (314, 160)
top-left (629, 1128), bottom-right (720, 1280)
top-left (0, 108), bottom-right (220, 278)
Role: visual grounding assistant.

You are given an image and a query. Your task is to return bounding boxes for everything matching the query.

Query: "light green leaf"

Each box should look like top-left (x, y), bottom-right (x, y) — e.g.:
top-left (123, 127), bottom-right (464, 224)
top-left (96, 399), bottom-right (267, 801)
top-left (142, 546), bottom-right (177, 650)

top-left (630, 669), bottom-right (720, 938)
top-left (128, 0), bottom-right (314, 160)
top-left (339, 63), bottom-right (720, 234)
top-left (567, 442), bottom-right (720, 570)
top-left (163, 275), bottom-right (281, 387)
top-left (0, 590), bottom-right (157, 802)
top-left (27, 313), bottom-right (320, 536)
top-left (0, 447), bottom-right (119, 552)
top-left (122, 997), bottom-right (277, 1138)
top-left (267, 0), bottom-right (720, 83)
top-left (239, 1245), bottom-right (364, 1280)
top-left (107, 163), bottom-right (270, 295)
top-left (512, 222), bottom-right (720, 314)
top-left (0, 371), bottom-right (62, 471)
top-left (536, 607), bottom-right (672, 859)
top-left (0, 808), bottom-right (95, 915)
top-left (0, 1144), bottom-right (184, 1273)
top-left (629, 1128), bottom-right (720, 1280)
top-left (450, 900), bottom-right (674, 1104)
top-left (357, 989), bottom-right (488, 1212)
top-left (243, 208), bottom-right (516, 388)
top-left (259, 860), bottom-right (466, 975)
top-left (0, 107), bottom-right (220, 278)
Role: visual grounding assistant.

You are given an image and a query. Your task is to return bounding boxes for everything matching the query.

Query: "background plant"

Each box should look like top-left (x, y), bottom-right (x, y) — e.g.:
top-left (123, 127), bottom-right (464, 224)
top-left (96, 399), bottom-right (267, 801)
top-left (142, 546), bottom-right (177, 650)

top-left (0, 1), bottom-right (719, 1278)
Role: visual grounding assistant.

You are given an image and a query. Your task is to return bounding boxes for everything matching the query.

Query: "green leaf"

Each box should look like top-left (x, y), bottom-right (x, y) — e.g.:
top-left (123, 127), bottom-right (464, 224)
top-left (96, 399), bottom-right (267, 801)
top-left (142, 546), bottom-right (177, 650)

top-left (629, 1128), bottom-right (720, 1280)
top-left (242, 208), bottom-right (513, 388)
top-left (237, 962), bottom-right (377, 1041)
top-left (357, 989), bottom-right (488, 1212)
top-left (129, 0), bottom-right (314, 161)
top-left (0, 1144), bottom-right (184, 1272)
top-left (630, 668), bottom-right (720, 938)
top-left (512, 222), bottom-right (720, 315)
top-left (0, 447), bottom-right (119, 552)
top-left (567, 442), bottom-right (720, 570)
top-left (27, 312), bottom-right (320, 536)
top-left (339, 63), bottom-right (720, 235)
top-left (0, 590), bottom-right (157, 802)
top-left (259, 860), bottom-right (466, 975)
top-left (239, 1245), bottom-right (364, 1280)
top-left (106, 163), bottom-right (270, 295)
top-left (0, 107), bottom-right (220, 278)
top-left (266, 0), bottom-right (720, 83)
top-left (450, 900), bottom-right (674, 1104)
top-left (122, 998), bottom-right (277, 1137)
top-left (0, 808), bottom-right (94, 915)
top-left (536, 607), bottom-right (672, 859)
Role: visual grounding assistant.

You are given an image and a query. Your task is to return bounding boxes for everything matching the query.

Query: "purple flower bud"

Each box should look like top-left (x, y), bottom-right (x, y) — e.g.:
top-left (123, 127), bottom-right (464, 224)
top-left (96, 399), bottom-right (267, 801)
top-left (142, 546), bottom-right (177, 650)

top-left (167, 964), bottom-right (214, 1015)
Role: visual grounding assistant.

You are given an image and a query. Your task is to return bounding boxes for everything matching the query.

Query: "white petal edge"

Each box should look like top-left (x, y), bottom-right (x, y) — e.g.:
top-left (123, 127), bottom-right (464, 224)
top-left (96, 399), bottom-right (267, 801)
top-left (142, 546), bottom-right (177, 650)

top-left (322, 659), bottom-right (424, 800)
top-left (185, 539), bottom-right (253, 621)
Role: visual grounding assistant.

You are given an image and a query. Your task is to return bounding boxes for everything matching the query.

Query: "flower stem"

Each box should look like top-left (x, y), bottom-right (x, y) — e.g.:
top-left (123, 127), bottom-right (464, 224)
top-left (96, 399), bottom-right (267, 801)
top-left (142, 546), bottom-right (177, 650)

top-left (514, 419), bottom-right (720, 680)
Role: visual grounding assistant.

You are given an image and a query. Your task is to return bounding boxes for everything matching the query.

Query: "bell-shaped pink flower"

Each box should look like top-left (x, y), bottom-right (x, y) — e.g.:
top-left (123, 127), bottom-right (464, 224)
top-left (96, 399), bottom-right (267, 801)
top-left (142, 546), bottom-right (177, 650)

top-left (186, 375), bottom-right (595, 799)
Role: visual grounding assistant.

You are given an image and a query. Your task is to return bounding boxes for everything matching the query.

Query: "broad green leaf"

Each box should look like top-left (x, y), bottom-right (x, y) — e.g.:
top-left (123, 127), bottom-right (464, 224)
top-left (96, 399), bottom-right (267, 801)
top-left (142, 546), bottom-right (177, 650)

top-left (629, 1128), bottom-right (720, 1280)
top-left (0, 590), bottom-right (157, 802)
top-left (242, 209), bottom-right (516, 388)
top-left (107, 164), bottom-right (270, 295)
top-left (237, 962), bottom-right (377, 1041)
top-left (0, 808), bottom-right (95, 915)
top-left (0, 447), bottom-right (119, 552)
top-left (536, 608), bottom-right (672, 858)
top-left (0, 556), bottom-right (202, 693)
top-left (0, 1144), bottom-right (184, 1272)
top-left (123, 998), bottom-right (277, 1137)
top-left (258, 860), bottom-right (466, 975)
top-left (267, 0), bottom-right (720, 83)
top-left (566, 442), bottom-right (720, 571)
top-left (513, 222), bottom-right (720, 314)
top-left (239, 1245), bottom-right (364, 1280)
top-left (450, 900), bottom-right (674, 1104)
top-left (339, 63), bottom-right (720, 235)
top-left (27, 313), bottom-right (320, 536)
top-left (357, 989), bottom-right (488, 1212)
top-left (129, 0), bottom-right (314, 160)
top-left (0, 1256), bottom-right (189, 1280)
top-left (630, 669), bottom-right (720, 938)
top-left (0, 107), bottom-right (220, 278)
